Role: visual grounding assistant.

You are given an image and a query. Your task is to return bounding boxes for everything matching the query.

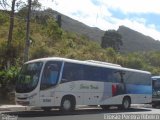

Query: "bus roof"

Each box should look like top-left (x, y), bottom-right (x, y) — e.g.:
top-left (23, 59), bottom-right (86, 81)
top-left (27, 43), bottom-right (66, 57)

top-left (25, 57), bottom-right (151, 74)
top-left (152, 76), bottom-right (160, 79)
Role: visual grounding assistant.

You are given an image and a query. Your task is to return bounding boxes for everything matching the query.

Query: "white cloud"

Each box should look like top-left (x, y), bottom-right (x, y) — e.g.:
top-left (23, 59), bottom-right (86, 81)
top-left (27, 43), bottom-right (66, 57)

top-left (38, 0), bottom-right (160, 40)
top-left (6, 0), bottom-right (156, 41)
top-left (1, 0), bottom-right (160, 40)
top-left (103, 0), bottom-right (160, 14)
top-left (46, 0), bottom-right (160, 15)
top-left (113, 18), bottom-right (160, 40)
top-left (92, 15), bottom-right (160, 40)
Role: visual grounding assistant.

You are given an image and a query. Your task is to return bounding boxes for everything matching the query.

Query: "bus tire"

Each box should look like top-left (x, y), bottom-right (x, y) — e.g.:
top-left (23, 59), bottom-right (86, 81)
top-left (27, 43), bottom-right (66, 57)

top-left (152, 102), bottom-right (159, 108)
top-left (100, 105), bottom-right (110, 110)
top-left (152, 104), bottom-right (157, 108)
top-left (60, 96), bottom-right (75, 112)
top-left (119, 97), bottom-right (131, 110)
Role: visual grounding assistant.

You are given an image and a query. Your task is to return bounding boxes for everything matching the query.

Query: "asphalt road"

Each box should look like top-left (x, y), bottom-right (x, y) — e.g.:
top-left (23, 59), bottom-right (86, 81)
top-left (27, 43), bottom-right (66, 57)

top-left (1, 106), bottom-right (160, 120)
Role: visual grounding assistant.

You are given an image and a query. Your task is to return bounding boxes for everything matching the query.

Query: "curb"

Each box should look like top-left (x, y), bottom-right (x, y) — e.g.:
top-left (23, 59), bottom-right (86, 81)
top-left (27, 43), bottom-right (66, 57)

top-left (0, 104), bottom-right (153, 112)
top-left (0, 105), bottom-right (42, 111)
top-left (0, 105), bottom-right (29, 111)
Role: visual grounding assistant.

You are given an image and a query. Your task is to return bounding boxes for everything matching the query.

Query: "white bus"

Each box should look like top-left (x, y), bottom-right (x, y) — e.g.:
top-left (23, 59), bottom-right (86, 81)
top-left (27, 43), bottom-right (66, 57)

top-left (152, 76), bottom-right (160, 108)
top-left (15, 57), bottom-right (152, 112)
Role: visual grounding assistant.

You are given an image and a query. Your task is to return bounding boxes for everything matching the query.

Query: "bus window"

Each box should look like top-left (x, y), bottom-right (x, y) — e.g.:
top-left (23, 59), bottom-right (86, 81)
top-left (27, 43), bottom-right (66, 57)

top-left (40, 61), bottom-right (62, 90)
top-left (153, 79), bottom-right (160, 90)
top-left (61, 63), bottom-right (84, 83)
top-left (101, 69), bottom-right (122, 83)
top-left (112, 70), bottom-right (125, 83)
top-left (125, 72), bottom-right (151, 85)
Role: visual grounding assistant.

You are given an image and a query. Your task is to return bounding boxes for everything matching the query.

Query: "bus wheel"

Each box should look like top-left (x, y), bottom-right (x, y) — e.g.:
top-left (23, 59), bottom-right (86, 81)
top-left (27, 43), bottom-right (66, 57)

top-left (60, 96), bottom-right (75, 112)
top-left (152, 102), bottom-right (159, 108)
top-left (152, 104), bottom-right (157, 108)
top-left (41, 107), bottom-right (52, 111)
top-left (119, 97), bottom-right (131, 110)
top-left (100, 105), bottom-right (110, 110)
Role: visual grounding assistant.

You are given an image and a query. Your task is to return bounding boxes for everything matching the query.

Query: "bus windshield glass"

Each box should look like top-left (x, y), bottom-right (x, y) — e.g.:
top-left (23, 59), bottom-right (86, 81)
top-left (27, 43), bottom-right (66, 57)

top-left (153, 78), bottom-right (160, 91)
top-left (16, 62), bottom-right (43, 93)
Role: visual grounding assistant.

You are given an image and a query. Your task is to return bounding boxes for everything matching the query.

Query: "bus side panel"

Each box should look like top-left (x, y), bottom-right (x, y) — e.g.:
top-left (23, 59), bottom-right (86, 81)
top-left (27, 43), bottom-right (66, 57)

top-left (81, 81), bottom-right (110, 105)
top-left (39, 88), bottom-right (56, 107)
top-left (98, 82), bottom-right (126, 105)
top-left (52, 82), bottom-right (152, 107)
top-left (98, 83), bottom-right (152, 105)
top-left (54, 81), bottom-right (113, 106)
top-left (126, 84), bottom-right (152, 104)
top-left (54, 81), bottom-right (85, 106)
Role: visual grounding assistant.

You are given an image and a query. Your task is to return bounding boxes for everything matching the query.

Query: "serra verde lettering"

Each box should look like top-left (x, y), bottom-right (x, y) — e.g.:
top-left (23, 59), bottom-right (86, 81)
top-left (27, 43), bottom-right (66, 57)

top-left (80, 84), bottom-right (98, 89)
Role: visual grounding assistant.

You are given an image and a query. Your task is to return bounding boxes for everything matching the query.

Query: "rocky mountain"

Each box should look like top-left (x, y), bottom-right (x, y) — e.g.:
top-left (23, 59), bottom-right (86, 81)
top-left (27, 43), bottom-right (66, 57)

top-left (39, 9), bottom-right (160, 52)
top-left (36, 9), bottom-right (104, 42)
top-left (60, 14), bottom-right (104, 42)
top-left (117, 26), bottom-right (160, 52)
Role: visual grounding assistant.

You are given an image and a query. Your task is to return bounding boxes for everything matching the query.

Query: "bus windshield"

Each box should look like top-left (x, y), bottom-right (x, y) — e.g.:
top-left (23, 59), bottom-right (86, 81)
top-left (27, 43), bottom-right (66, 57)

top-left (153, 78), bottom-right (160, 91)
top-left (16, 62), bottom-right (43, 93)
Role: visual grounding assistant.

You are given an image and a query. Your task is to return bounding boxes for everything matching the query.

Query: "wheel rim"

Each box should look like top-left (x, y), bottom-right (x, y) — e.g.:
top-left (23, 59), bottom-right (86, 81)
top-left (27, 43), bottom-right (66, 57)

top-left (123, 99), bottom-right (129, 109)
top-left (63, 99), bottom-right (71, 110)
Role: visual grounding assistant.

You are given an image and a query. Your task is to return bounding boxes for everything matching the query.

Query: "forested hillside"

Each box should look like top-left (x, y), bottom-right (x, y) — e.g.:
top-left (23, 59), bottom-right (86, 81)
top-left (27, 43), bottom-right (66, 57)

top-left (0, 8), bottom-right (160, 89)
top-left (118, 26), bottom-right (160, 52)
top-left (44, 9), bottom-right (160, 52)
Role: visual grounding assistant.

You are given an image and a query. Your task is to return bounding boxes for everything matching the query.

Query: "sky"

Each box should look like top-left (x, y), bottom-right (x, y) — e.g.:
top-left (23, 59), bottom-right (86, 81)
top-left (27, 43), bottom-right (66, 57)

top-left (1, 0), bottom-right (160, 40)
top-left (37, 0), bottom-right (160, 41)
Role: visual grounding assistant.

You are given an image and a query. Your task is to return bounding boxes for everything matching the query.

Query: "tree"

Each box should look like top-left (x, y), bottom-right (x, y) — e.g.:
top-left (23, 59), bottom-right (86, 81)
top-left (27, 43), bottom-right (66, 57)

top-left (0, 0), bottom-right (8, 8)
top-left (7, 0), bottom-right (16, 50)
top-left (56, 14), bottom-right (61, 27)
top-left (17, 0), bottom-right (41, 17)
top-left (31, 0), bottom-right (41, 11)
top-left (126, 53), bottom-right (144, 69)
top-left (24, 0), bottom-right (32, 62)
top-left (45, 18), bottom-right (62, 44)
top-left (1, 0), bottom-right (16, 69)
top-left (101, 30), bottom-right (123, 51)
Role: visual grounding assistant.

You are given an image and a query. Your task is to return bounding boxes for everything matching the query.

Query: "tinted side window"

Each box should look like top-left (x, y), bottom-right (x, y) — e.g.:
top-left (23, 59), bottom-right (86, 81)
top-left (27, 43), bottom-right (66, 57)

top-left (83, 66), bottom-right (122, 83)
top-left (83, 65), bottom-right (101, 81)
top-left (61, 63), bottom-right (84, 83)
top-left (108, 70), bottom-right (124, 83)
top-left (123, 71), bottom-right (151, 85)
top-left (153, 80), bottom-right (160, 90)
top-left (62, 62), bottom-right (123, 83)
top-left (40, 61), bottom-right (62, 90)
